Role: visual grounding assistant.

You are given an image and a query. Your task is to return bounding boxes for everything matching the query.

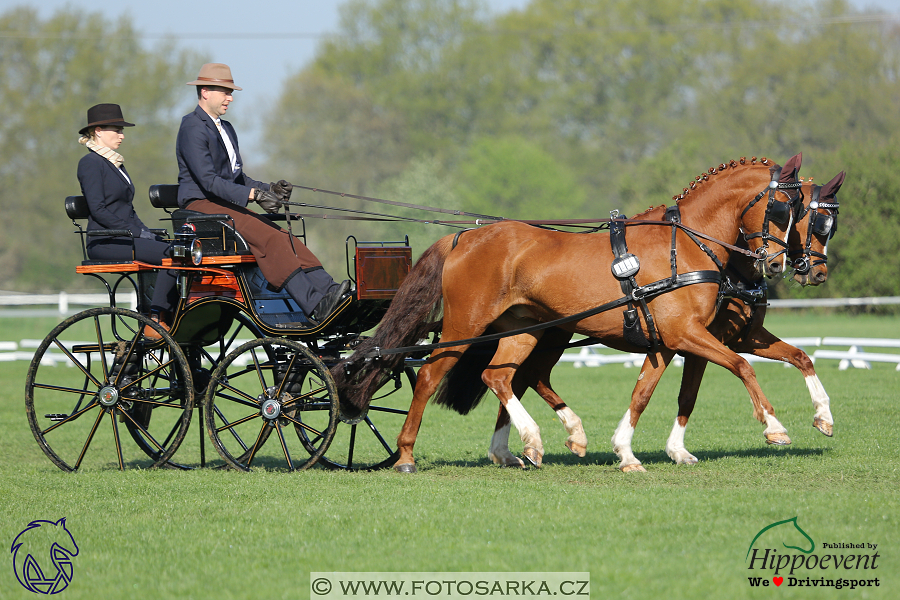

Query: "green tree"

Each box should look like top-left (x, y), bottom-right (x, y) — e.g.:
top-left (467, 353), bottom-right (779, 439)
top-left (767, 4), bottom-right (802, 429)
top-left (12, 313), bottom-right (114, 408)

top-left (454, 136), bottom-right (587, 220)
top-left (0, 7), bottom-right (201, 291)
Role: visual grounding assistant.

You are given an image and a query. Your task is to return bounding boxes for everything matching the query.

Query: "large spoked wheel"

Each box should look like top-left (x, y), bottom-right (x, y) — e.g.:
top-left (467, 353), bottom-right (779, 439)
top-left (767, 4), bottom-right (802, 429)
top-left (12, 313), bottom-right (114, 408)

top-left (204, 338), bottom-right (339, 471)
top-left (25, 307), bottom-right (193, 471)
top-left (306, 366), bottom-right (416, 471)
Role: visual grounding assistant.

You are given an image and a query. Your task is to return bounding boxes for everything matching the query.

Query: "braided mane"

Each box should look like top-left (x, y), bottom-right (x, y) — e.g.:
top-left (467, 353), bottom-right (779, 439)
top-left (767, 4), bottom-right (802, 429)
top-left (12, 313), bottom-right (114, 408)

top-left (671, 156), bottom-right (770, 203)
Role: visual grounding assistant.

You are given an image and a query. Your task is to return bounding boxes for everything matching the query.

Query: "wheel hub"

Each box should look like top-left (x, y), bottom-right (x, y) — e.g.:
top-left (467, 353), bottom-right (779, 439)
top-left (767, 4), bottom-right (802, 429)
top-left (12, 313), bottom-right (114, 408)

top-left (98, 386), bottom-right (120, 407)
top-left (260, 398), bottom-right (282, 420)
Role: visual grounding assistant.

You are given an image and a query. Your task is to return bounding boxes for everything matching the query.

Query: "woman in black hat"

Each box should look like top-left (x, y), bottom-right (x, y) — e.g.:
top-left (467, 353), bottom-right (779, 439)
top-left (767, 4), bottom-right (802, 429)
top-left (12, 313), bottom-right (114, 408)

top-left (77, 103), bottom-right (177, 339)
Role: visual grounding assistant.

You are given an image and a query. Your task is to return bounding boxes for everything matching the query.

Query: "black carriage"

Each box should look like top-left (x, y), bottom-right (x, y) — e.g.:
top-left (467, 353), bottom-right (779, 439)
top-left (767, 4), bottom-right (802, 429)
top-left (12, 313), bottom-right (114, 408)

top-left (25, 185), bottom-right (419, 472)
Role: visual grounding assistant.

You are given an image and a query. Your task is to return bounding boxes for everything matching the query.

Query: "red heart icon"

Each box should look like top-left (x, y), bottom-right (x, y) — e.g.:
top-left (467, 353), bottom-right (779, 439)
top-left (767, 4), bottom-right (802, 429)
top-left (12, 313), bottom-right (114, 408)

top-left (773, 577), bottom-right (784, 586)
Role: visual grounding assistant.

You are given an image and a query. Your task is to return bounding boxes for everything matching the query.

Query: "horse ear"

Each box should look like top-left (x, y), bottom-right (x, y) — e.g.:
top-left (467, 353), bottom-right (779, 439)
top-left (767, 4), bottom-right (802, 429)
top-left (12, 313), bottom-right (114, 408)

top-left (779, 152), bottom-right (802, 182)
top-left (820, 171), bottom-right (845, 198)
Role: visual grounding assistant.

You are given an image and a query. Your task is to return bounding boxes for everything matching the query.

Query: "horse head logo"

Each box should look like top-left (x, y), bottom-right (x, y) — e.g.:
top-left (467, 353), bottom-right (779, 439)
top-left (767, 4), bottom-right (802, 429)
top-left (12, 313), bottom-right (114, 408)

top-left (746, 516), bottom-right (814, 560)
top-left (10, 518), bottom-right (79, 594)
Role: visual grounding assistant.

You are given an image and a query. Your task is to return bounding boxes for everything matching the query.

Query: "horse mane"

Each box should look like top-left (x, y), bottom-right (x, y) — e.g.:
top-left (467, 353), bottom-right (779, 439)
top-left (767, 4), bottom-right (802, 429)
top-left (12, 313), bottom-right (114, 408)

top-left (670, 156), bottom-right (772, 203)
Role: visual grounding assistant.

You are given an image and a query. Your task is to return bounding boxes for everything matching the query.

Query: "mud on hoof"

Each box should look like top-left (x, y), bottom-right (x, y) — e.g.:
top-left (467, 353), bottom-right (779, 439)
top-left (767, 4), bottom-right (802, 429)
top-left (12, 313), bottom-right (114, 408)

top-left (393, 463), bottom-right (417, 473)
top-left (813, 417), bottom-right (834, 437)
top-left (765, 431), bottom-right (792, 446)
top-left (521, 446), bottom-right (543, 468)
top-left (565, 439), bottom-right (587, 457)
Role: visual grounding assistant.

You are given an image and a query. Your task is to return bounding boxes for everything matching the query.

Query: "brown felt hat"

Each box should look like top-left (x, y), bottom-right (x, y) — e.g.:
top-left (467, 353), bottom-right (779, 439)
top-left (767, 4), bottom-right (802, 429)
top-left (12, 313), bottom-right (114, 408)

top-left (186, 63), bottom-right (243, 91)
top-left (79, 103), bottom-right (135, 135)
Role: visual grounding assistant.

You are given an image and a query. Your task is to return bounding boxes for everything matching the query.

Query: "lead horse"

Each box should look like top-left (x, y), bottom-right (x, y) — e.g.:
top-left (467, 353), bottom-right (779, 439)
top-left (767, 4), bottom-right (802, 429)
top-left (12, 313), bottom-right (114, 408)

top-left (334, 155), bottom-right (803, 472)
top-left (487, 171), bottom-right (845, 471)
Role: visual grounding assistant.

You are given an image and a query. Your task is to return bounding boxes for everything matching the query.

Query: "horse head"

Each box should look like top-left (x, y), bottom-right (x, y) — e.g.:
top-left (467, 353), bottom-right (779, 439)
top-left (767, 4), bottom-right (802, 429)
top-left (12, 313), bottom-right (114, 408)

top-left (739, 152), bottom-right (803, 278)
top-left (790, 170), bottom-right (844, 285)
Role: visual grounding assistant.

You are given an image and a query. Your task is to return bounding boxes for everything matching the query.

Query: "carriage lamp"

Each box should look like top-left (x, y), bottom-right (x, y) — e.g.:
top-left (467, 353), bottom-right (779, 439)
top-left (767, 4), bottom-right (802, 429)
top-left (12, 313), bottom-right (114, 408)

top-left (172, 223), bottom-right (203, 265)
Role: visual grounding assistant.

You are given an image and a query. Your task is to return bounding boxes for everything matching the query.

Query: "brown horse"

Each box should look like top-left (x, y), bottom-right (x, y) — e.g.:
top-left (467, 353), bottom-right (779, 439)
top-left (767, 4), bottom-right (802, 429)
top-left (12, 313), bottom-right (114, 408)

top-left (486, 171), bottom-right (845, 471)
top-left (334, 155), bottom-right (802, 472)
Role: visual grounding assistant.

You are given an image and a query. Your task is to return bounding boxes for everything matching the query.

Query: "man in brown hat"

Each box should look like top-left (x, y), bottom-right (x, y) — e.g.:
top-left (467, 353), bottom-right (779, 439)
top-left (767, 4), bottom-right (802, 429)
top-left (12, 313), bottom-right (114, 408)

top-left (175, 63), bottom-right (351, 323)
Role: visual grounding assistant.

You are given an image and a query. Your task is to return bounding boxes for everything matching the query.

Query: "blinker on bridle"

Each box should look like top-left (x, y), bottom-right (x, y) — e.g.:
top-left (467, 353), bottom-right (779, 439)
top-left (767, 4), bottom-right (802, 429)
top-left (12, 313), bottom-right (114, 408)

top-left (790, 184), bottom-right (839, 275)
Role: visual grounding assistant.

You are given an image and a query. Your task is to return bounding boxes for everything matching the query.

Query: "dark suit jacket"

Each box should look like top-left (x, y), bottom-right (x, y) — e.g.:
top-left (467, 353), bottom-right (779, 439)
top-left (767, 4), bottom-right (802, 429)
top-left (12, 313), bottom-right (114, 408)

top-left (175, 105), bottom-right (267, 208)
top-left (77, 150), bottom-right (146, 236)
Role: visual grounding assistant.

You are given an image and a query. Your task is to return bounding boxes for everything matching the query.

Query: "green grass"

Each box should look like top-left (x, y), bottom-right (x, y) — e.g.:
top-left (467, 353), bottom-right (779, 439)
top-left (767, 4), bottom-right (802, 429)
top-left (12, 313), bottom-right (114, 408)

top-left (1, 312), bottom-right (898, 599)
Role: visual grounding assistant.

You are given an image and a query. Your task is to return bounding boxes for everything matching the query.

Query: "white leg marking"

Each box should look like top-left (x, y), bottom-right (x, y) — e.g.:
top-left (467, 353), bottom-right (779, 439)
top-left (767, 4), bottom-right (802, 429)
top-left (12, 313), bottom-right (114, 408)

top-left (762, 409), bottom-right (788, 436)
top-left (505, 395), bottom-right (543, 455)
top-left (665, 418), bottom-right (698, 465)
top-left (556, 406), bottom-right (587, 456)
top-left (805, 375), bottom-right (833, 424)
top-left (488, 422), bottom-right (524, 466)
top-left (611, 409), bottom-right (641, 469)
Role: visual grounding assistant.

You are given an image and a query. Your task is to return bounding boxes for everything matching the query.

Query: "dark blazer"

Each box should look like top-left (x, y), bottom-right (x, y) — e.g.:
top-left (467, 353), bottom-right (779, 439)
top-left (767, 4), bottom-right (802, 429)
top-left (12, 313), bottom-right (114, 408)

top-left (175, 105), bottom-right (267, 208)
top-left (77, 150), bottom-right (146, 236)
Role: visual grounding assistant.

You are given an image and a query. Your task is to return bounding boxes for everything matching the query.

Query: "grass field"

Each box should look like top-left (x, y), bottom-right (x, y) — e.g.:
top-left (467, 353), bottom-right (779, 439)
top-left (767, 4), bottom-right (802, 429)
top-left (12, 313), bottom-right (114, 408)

top-left (1, 312), bottom-right (898, 599)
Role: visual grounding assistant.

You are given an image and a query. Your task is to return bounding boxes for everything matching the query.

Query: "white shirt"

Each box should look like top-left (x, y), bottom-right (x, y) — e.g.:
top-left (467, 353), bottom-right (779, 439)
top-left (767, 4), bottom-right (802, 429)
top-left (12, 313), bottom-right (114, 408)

top-left (214, 118), bottom-right (239, 173)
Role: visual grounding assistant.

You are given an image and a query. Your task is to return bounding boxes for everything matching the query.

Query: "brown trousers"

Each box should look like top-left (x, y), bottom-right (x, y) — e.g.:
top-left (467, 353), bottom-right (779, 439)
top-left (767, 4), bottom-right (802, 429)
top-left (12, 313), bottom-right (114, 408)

top-left (184, 198), bottom-right (321, 288)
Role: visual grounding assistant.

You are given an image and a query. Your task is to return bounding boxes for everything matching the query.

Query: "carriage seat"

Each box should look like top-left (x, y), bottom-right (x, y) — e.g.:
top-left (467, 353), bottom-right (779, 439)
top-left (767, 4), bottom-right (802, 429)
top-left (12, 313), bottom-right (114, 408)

top-left (66, 195), bottom-right (166, 267)
top-left (150, 184), bottom-right (252, 257)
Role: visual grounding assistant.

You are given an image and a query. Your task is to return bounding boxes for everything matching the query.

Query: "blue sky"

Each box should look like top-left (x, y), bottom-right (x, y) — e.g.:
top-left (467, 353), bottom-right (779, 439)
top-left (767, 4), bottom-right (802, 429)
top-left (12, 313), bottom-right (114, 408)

top-left (2, 0), bottom-right (897, 153)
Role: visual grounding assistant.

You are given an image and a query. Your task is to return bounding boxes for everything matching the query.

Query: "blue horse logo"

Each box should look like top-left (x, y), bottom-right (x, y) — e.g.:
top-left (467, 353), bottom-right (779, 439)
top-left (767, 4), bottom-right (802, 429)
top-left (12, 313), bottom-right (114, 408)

top-left (10, 518), bottom-right (79, 594)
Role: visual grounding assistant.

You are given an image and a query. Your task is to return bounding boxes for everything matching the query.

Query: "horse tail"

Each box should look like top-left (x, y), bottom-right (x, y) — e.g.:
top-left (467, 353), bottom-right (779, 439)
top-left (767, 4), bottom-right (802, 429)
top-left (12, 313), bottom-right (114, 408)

top-left (332, 235), bottom-right (453, 418)
top-left (431, 339), bottom-right (496, 415)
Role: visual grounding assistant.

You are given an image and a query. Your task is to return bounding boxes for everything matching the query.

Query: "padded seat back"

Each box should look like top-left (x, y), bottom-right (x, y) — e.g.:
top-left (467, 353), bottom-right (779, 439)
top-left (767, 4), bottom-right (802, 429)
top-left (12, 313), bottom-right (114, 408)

top-left (66, 195), bottom-right (90, 220)
top-left (149, 184), bottom-right (179, 209)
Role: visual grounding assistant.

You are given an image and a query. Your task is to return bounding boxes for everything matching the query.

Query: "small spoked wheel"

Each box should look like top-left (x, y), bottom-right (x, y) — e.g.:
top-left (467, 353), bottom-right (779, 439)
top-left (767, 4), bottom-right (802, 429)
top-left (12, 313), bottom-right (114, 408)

top-left (309, 366), bottom-right (416, 471)
top-left (204, 338), bottom-right (339, 471)
top-left (25, 307), bottom-right (193, 471)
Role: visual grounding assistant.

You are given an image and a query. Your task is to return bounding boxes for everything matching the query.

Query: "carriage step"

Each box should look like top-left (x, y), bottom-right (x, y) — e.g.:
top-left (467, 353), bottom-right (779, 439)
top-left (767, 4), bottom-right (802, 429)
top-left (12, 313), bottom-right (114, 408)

top-left (45, 414), bottom-right (69, 422)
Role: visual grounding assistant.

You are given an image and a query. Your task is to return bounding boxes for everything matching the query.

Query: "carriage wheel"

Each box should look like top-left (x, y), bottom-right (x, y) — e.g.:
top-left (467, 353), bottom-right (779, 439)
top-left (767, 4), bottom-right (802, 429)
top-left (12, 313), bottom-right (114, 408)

top-left (301, 366), bottom-right (416, 471)
top-left (204, 338), bottom-right (339, 471)
top-left (25, 307), bottom-right (193, 471)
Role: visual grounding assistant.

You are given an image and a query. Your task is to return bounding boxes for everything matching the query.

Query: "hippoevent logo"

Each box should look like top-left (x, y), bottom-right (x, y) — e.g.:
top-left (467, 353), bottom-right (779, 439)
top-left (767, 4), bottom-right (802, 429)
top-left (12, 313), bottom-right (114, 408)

top-left (745, 516), bottom-right (880, 590)
top-left (10, 518), bottom-right (79, 594)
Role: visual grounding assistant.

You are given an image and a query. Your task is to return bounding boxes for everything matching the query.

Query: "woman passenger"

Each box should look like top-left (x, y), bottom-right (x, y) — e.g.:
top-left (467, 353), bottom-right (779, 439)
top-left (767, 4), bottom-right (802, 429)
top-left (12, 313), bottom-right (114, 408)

top-left (77, 103), bottom-right (177, 339)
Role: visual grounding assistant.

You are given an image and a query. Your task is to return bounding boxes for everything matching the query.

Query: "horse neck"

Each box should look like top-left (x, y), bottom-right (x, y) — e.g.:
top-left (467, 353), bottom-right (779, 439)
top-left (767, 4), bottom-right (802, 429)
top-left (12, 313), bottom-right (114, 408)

top-left (674, 165), bottom-right (773, 262)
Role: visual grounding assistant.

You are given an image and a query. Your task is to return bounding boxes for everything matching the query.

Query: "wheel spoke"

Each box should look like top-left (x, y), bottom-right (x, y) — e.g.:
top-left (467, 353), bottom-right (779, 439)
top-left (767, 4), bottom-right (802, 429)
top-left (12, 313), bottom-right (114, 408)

top-left (276, 423), bottom-right (295, 471)
top-left (93, 315), bottom-right (111, 383)
top-left (213, 404), bottom-right (249, 451)
top-left (110, 410), bottom-right (124, 470)
top-left (73, 408), bottom-right (106, 470)
top-left (244, 423), bottom-right (269, 468)
top-left (215, 412), bottom-right (259, 434)
top-left (51, 339), bottom-right (102, 389)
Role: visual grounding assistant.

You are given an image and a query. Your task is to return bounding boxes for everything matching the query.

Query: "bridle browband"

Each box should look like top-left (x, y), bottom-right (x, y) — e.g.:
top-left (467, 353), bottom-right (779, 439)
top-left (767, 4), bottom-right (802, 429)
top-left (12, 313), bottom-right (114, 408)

top-left (789, 184), bottom-right (839, 275)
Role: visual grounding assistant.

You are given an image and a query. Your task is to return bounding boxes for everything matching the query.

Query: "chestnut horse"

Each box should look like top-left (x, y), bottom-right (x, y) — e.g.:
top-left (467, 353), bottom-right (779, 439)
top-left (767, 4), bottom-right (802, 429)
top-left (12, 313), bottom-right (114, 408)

top-left (485, 171), bottom-right (845, 471)
top-left (334, 155), bottom-right (802, 472)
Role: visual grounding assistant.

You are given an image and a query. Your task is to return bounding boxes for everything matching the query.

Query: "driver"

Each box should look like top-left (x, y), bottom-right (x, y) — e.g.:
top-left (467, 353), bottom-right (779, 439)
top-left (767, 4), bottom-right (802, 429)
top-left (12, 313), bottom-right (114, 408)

top-left (175, 63), bottom-right (352, 323)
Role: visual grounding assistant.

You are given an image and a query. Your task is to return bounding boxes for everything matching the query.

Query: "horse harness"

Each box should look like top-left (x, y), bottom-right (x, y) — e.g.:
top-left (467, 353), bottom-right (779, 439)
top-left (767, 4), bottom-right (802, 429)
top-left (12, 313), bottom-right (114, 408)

top-left (364, 171), bottom-right (799, 359)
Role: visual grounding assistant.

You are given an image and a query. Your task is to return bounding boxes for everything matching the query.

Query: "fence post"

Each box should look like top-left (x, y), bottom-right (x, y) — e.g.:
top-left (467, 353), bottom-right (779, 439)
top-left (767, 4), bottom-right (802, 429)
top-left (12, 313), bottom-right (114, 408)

top-left (58, 291), bottom-right (68, 315)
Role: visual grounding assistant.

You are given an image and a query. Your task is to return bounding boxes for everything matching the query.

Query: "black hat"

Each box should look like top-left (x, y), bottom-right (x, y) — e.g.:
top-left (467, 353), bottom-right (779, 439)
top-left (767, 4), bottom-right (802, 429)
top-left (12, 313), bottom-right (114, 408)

top-left (79, 104), bottom-right (135, 135)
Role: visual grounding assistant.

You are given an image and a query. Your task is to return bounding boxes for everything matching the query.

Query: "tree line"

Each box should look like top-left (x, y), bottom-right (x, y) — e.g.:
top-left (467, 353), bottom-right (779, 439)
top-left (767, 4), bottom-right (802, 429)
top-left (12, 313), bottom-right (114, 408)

top-left (1, 0), bottom-right (898, 307)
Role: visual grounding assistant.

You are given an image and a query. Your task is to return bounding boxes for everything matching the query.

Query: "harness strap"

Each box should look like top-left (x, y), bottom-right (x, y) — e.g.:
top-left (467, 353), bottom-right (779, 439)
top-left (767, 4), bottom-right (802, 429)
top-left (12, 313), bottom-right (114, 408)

top-left (364, 270), bottom-right (721, 358)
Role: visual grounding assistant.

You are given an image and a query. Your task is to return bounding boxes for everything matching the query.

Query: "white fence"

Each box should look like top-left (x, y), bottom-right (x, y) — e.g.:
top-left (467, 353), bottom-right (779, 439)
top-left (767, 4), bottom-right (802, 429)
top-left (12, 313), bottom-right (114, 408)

top-left (559, 337), bottom-right (900, 371)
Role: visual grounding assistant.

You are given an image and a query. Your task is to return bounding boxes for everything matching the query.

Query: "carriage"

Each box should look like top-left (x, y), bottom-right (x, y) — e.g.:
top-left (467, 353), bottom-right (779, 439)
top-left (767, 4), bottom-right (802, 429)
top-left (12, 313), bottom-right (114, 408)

top-left (25, 184), bottom-right (420, 472)
top-left (25, 154), bottom-right (843, 473)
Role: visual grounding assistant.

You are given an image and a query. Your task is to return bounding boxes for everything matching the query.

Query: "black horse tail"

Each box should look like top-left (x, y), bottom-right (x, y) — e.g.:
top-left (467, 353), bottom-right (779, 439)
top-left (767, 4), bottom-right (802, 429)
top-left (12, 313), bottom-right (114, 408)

top-left (332, 235), bottom-right (452, 418)
top-left (431, 339), bottom-right (496, 415)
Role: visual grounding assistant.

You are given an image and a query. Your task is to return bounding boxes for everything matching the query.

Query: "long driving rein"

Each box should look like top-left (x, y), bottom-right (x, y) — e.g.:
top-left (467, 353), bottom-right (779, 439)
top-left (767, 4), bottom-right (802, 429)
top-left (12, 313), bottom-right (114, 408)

top-left (360, 171), bottom-right (801, 360)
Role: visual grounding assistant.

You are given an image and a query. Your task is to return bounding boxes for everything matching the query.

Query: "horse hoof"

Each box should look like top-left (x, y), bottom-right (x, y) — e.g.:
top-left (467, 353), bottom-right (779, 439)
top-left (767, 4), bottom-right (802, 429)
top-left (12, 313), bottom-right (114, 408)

top-left (620, 463), bottom-right (647, 473)
top-left (522, 447), bottom-right (543, 468)
top-left (566, 440), bottom-right (587, 457)
top-left (677, 454), bottom-right (699, 466)
top-left (765, 432), bottom-right (792, 446)
top-left (393, 463), bottom-right (417, 473)
top-left (813, 417), bottom-right (834, 437)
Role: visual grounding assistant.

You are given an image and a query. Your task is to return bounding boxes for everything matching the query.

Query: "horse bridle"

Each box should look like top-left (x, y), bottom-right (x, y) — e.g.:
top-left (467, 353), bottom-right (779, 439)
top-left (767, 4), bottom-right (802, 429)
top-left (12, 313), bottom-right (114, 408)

top-left (739, 167), bottom-right (803, 269)
top-left (789, 184), bottom-right (839, 275)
